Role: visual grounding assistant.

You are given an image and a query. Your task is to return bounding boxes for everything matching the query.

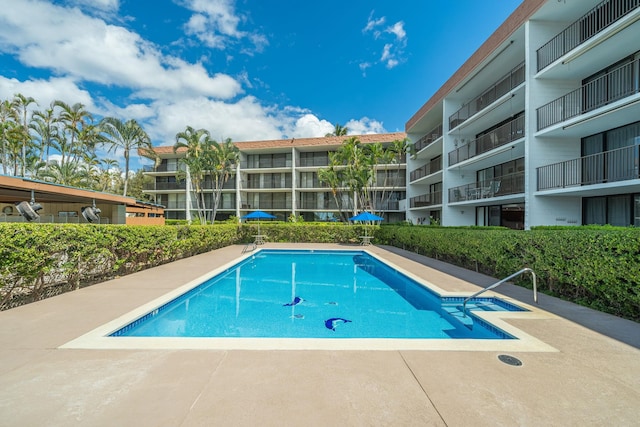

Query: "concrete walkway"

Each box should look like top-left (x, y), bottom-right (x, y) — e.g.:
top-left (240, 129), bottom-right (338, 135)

top-left (0, 244), bottom-right (638, 426)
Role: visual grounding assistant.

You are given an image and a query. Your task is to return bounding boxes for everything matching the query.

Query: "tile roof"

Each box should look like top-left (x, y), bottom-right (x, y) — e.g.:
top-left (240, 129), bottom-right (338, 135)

top-left (147, 132), bottom-right (407, 155)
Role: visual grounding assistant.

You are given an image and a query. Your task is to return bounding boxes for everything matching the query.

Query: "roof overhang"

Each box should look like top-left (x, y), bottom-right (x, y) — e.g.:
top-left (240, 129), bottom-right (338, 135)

top-left (0, 175), bottom-right (134, 205)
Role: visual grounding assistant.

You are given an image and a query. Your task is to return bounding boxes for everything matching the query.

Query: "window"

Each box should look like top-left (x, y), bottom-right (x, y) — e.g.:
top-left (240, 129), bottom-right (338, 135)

top-left (582, 120), bottom-right (640, 184)
top-left (583, 194), bottom-right (637, 226)
top-left (312, 152), bottom-right (329, 166)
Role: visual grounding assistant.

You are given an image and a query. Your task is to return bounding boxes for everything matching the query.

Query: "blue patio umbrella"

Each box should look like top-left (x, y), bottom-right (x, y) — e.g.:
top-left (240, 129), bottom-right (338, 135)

top-left (242, 210), bottom-right (276, 235)
top-left (349, 212), bottom-right (384, 222)
top-left (349, 212), bottom-right (384, 238)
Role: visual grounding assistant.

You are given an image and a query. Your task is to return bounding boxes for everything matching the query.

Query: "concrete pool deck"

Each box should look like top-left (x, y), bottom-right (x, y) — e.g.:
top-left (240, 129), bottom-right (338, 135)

top-left (0, 243), bottom-right (638, 426)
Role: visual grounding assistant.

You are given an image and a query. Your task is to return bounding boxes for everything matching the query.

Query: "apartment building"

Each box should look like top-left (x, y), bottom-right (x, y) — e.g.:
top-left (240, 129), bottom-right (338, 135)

top-left (143, 133), bottom-right (407, 222)
top-left (406, 0), bottom-right (640, 229)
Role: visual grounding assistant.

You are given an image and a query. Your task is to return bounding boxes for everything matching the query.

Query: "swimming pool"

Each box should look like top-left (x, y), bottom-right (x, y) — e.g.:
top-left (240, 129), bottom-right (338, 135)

top-left (110, 250), bottom-right (524, 340)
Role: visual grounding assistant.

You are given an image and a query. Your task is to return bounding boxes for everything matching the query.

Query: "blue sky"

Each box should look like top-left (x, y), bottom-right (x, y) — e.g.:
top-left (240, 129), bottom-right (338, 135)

top-left (0, 0), bottom-right (521, 169)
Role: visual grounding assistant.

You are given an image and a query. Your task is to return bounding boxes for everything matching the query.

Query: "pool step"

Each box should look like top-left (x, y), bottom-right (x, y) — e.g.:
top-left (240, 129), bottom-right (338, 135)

top-left (442, 305), bottom-right (474, 328)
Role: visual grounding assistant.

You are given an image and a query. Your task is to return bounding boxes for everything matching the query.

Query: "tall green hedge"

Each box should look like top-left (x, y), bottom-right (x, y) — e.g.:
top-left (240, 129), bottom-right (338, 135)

top-left (239, 222), bottom-right (365, 244)
top-left (375, 225), bottom-right (640, 321)
top-left (1, 223), bottom-right (638, 321)
top-left (0, 223), bottom-right (238, 309)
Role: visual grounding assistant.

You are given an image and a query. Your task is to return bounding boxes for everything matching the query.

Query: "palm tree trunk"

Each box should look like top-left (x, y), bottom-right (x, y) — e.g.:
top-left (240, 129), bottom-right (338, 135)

top-left (123, 152), bottom-right (129, 196)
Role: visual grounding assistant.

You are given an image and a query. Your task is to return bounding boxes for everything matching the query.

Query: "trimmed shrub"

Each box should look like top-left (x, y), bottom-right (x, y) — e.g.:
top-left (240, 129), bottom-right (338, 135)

top-left (375, 225), bottom-right (640, 321)
top-left (0, 223), bottom-right (238, 309)
top-left (2, 222), bottom-right (637, 321)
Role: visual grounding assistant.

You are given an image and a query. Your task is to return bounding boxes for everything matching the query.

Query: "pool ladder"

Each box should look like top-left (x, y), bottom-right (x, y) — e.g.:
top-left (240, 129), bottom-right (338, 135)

top-left (242, 241), bottom-right (257, 253)
top-left (462, 268), bottom-right (537, 316)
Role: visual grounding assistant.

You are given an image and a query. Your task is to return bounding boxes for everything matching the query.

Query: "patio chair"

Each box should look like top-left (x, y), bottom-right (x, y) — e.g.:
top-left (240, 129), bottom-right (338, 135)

top-left (483, 180), bottom-right (501, 198)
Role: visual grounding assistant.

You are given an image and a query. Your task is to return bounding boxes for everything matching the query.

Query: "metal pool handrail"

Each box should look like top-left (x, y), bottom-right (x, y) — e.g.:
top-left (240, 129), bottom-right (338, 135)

top-left (463, 268), bottom-right (537, 316)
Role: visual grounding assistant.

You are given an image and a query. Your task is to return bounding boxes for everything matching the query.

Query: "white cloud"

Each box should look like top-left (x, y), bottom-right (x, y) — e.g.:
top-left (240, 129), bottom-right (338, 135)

top-left (381, 44), bottom-right (392, 62)
top-left (380, 44), bottom-right (399, 69)
top-left (148, 96), bottom-right (284, 145)
top-left (359, 62), bottom-right (371, 77)
top-left (361, 12), bottom-right (407, 72)
top-left (0, 76), bottom-right (94, 109)
top-left (146, 97), bottom-right (378, 147)
top-left (288, 114), bottom-right (334, 138)
top-left (179, 0), bottom-right (267, 53)
top-left (0, 0), bottom-right (390, 172)
top-left (345, 118), bottom-right (386, 135)
top-left (363, 11), bottom-right (385, 34)
top-left (386, 21), bottom-right (406, 41)
top-left (67, 0), bottom-right (120, 13)
top-left (385, 59), bottom-right (399, 69)
top-left (0, 0), bottom-right (243, 101)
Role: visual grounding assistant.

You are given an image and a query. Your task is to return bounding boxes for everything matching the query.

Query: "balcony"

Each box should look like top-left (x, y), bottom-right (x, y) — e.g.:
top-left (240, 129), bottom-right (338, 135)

top-left (299, 157), bottom-right (329, 167)
top-left (449, 115), bottom-right (525, 166)
top-left (298, 200), bottom-right (340, 210)
top-left (299, 179), bottom-right (331, 189)
top-left (537, 0), bottom-right (640, 72)
top-left (449, 171), bottom-right (524, 203)
top-left (537, 145), bottom-right (639, 190)
top-left (241, 201), bottom-right (291, 210)
top-left (537, 59), bottom-right (639, 131)
top-left (143, 182), bottom-right (186, 191)
top-left (242, 157), bottom-right (292, 169)
top-left (142, 164), bottom-right (185, 173)
top-left (376, 200), bottom-right (400, 211)
top-left (414, 124), bottom-right (443, 152)
top-left (410, 191), bottom-right (442, 208)
top-left (449, 61), bottom-right (525, 130)
top-left (410, 157), bottom-right (442, 182)
top-left (245, 178), bottom-right (293, 189)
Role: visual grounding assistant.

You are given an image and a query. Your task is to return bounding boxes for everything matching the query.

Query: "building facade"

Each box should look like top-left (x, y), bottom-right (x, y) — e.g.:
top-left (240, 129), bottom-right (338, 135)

top-left (143, 133), bottom-right (408, 223)
top-left (143, 0), bottom-right (640, 229)
top-left (406, 0), bottom-right (640, 229)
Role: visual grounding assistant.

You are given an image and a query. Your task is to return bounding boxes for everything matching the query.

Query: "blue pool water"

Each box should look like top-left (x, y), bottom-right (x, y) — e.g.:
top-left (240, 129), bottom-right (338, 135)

top-left (112, 250), bottom-right (525, 340)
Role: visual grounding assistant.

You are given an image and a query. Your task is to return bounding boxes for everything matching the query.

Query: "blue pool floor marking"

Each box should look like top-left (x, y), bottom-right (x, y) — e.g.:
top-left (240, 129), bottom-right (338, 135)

top-left (325, 318), bottom-right (352, 331)
top-left (283, 296), bottom-right (303, 306)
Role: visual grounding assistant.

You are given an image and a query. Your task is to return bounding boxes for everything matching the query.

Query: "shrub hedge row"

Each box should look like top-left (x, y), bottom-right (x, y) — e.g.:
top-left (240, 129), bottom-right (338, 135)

top-left (1, 223), bottom-right (638, 321)
top-left (0, 223), bottom-right (237, 309)
top-left (375, 225), bottom-right (640, 321)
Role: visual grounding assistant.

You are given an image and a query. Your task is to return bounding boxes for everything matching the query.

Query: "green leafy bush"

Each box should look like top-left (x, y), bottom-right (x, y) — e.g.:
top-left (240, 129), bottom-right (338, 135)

top-left (0, 223), bottom-right (238, 309)
top-left (375, 226), bottom-right (640, 321)
top-left (2, 222), bottom-right (638, 321)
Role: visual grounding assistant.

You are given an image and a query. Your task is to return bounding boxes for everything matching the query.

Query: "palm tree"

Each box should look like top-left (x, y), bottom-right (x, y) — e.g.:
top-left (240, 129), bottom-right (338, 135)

top-left (317, 165), bottom-right (349, 222)
top-left (0, 99), bottom-right (18, 175)
top-left (30, 103), bottom-right (59, 164)
top-left (174, 126), bottom-right (209, 159)
top-left (12, 94), bottom-right (37, 176)
top-left (54, 101), bottom-right (93, 167)
top-left (325, 123), bottom-right (349, 137)
top-left (173, 126), bottom-right (211, 224)
top-left (5, 123), bottom-right (29, 176)
top-left (208, 137), bottom-right (239, 223)
top-left (97, 158), bottom-right (121, 192)
top-left (100, 117), bottom-right (152, 197)
top-left (318, 136), bottom-right (410, 218)
top-left (40, 160), bottom-right (84, 187)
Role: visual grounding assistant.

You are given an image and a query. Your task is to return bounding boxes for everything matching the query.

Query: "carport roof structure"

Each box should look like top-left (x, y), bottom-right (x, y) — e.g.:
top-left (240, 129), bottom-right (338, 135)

top-left (0, 174), bottom-right (137, 206)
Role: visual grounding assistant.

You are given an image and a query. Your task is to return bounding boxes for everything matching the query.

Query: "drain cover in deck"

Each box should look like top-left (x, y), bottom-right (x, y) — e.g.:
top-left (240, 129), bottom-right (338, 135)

top-left (498, 354), bottom-right (522, 366)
